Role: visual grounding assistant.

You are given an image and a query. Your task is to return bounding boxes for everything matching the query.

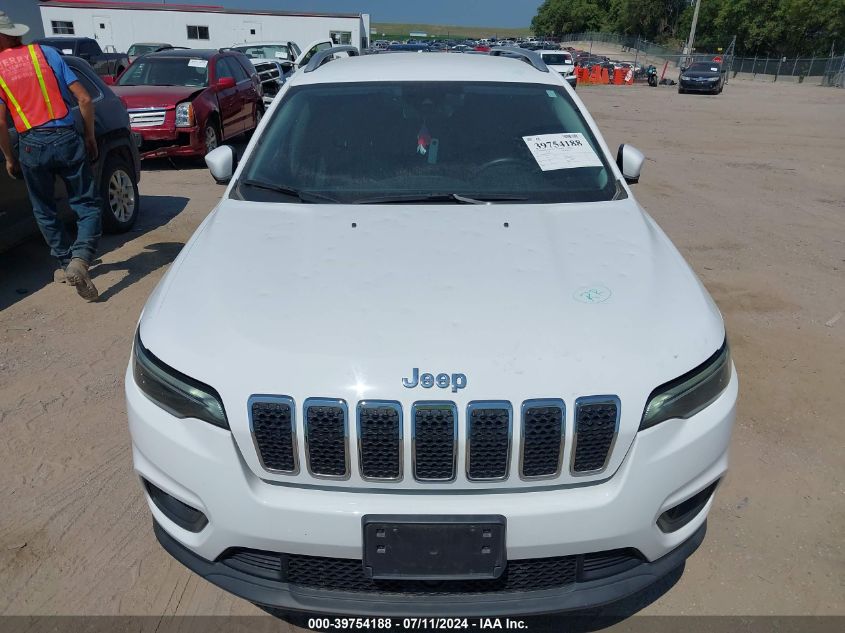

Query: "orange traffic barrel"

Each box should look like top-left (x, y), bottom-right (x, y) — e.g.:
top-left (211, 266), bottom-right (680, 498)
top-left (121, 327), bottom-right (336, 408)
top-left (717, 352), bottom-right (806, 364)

top-left (613, 67), bottom-right (624, 85)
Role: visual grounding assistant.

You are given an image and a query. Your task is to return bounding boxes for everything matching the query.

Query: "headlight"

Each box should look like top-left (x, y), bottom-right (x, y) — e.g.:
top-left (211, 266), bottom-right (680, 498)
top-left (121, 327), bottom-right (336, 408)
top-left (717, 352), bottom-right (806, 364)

top-left (133, 331), bottom-right (229, 429)
top-left (640, 340), bottom-right (732, 431)
top-left (175, 102), bottom-right (195, 128)
top-left (680, 75), bottom-right (691, 81)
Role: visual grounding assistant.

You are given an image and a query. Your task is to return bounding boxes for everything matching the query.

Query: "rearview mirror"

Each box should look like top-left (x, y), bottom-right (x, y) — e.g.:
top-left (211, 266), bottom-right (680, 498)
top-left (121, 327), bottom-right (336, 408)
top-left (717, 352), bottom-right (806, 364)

top-left (216, 76), bottom-right (236, 90)
top-left (616, 144), bottom-right (645, 184)
top-left (205, 145), bottom-right (237, 183)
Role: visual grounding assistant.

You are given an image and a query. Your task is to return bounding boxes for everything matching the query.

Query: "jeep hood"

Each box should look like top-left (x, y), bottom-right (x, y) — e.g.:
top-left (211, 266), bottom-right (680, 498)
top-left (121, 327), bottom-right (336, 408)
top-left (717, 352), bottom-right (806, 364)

top-left (140, 199), bottom-right (724, 417)
top-left (112, 85), bottom-right (204, 109)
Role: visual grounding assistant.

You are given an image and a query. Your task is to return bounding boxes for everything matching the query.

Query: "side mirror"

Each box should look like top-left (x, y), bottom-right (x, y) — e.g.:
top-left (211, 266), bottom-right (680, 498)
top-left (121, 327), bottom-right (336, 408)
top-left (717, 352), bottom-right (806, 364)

top-left (216, 76), bottom-right (236, 91)
top-left (616, 144), bottom-right (645, 184)
top-left (680, 65), bottom-right (688, 72)
top-left (102, 76), bottom-right (116, 86)
top-left (205, 145), bottom-right (237, 183)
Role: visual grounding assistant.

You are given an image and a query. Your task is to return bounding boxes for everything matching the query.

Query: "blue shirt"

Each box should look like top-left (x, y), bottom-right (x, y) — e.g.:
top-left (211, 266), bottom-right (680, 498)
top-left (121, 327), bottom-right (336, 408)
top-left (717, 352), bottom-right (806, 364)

top-left (0, 45), bottom-right (78, 129)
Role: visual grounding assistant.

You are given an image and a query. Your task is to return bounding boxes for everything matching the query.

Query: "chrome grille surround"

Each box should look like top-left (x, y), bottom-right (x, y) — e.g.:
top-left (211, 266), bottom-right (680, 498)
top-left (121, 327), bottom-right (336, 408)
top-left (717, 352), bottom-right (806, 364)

top-left (411, 401), bottom-right (458, 483)
top-left (519, 399), bottom-right (566, 480)
top-left (303, 398), bottom-right (350, 480)
top-left (248, 395), bottom-right (299, 475)
top-left (357, 400), bottom-right (404, 482)
top-left (127, 108), bottom-right (167, 128)
top-left (465, 401), bottom-right (513, 481)
top-left (570, 395), bottom-right (621, 477)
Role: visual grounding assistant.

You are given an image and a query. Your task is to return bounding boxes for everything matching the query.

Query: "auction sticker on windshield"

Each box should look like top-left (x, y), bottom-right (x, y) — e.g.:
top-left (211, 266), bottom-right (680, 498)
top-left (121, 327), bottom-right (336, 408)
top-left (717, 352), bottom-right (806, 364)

top-left (523, 133), bottom-right (603, 171)
top-left (188, 59), bottom-right (209, 68)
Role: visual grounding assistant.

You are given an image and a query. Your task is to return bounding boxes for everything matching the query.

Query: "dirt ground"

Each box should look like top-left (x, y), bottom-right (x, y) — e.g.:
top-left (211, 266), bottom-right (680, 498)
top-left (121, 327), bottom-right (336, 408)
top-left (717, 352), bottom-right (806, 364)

top-left (0, 79), bottom-right (843, 621)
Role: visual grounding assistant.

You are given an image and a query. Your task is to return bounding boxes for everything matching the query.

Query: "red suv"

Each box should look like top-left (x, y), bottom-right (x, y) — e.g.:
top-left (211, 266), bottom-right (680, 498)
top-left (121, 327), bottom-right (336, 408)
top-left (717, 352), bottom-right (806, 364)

top-left (112, 49), bottom-right (262, 159)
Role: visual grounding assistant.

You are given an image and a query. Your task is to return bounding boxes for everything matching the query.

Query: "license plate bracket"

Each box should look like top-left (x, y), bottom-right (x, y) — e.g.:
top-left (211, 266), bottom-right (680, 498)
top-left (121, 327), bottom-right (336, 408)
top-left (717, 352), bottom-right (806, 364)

top-left (362, 515), bottom-right (506, 580)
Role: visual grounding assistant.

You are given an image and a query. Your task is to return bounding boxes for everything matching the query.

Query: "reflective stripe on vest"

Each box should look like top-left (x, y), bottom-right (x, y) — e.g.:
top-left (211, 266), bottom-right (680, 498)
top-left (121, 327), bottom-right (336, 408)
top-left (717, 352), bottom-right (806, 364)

top-left (0, 44), bottom-right (69, 132)
top-left (29, 45), bottom-right (56, 120)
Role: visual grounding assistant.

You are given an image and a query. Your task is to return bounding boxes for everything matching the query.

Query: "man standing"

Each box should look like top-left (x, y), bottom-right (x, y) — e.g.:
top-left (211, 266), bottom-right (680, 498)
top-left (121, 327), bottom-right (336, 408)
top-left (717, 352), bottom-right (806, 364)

top-left (0, 11), bottom-right (100, 301)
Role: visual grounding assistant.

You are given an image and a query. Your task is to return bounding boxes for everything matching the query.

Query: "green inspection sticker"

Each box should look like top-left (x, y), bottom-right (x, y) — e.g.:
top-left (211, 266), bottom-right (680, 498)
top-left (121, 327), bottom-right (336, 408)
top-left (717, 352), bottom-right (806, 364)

top-left (546, 89), bottom-right (557, 98)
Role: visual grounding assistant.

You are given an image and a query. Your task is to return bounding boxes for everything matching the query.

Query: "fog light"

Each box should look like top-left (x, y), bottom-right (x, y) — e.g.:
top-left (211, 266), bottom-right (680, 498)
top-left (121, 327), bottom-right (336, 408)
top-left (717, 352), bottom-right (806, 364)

top-left (143, 479), bottom-right (208, 532)
top-left (657, 480), bottom-right (720, 533)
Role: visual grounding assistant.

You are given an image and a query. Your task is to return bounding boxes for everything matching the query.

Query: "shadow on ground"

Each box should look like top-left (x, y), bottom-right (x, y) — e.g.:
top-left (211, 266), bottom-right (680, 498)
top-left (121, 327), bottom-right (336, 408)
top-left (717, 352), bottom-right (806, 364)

top-left (260, 565), bottom-right (683, 632)
top-left (0, 194), bottom-right (188, 311)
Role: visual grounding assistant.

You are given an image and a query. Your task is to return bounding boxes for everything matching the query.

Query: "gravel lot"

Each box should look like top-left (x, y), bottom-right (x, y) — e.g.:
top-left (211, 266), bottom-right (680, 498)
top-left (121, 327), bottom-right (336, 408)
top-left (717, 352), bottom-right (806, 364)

top-left (1, 79), bottom-right (843, 620)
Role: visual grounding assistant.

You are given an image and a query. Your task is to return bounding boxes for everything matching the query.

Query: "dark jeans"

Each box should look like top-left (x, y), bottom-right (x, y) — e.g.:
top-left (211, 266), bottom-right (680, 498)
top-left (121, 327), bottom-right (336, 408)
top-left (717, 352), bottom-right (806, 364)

top-left (18, 127), bottom-right (101, 268)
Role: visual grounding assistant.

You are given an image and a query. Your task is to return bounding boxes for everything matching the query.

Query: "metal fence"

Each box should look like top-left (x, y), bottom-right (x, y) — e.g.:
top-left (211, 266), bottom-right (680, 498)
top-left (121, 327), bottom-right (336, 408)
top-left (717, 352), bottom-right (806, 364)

top-left (730, 56), bottom-right (844, 83)
top-left (558, 31), bottom-right (844, 87)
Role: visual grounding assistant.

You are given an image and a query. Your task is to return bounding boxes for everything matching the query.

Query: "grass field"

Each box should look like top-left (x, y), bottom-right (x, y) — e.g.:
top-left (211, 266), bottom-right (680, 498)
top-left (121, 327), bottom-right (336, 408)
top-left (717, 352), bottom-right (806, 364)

top-left (371, 22), bottom-right (533, 41)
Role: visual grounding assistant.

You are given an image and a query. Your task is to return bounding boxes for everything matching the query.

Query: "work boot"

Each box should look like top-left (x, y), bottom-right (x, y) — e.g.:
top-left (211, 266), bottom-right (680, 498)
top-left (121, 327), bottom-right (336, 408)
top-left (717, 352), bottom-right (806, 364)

top-left (54, 268), bottom-right (67, 284)
top-left (64, 258), bottom-right (99, 302)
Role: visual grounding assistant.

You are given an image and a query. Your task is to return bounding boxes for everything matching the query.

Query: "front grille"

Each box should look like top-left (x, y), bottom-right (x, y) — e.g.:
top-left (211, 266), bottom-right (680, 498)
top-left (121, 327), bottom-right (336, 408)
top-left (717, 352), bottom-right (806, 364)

top-left (521, 401), bottom-right (565, 478)
top-left (304, 399), bottom-right (348, 478)
top-left (466, 403), bottom-right (511, 480)
top-left (412, 404), bottom-right (457, 481)
top-left (358, 402), bottom-right (402, 480)
top-left (219, 547), bottom-right (643, 594)
top-left (128, 109), bottom-right (166, 128)
top-left (572, 398), bottom-right (620, 474)
top-left (250, 397), bottom-right (297, 473)
top-left (249, 395), bottom-right (622, 484)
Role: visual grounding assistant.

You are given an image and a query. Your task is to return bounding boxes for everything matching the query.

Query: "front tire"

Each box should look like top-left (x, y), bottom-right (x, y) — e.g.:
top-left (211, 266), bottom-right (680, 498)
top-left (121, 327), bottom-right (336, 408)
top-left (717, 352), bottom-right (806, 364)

top-left (678, 87), bottom-right (685, 94)
top-left (203, 120), bottom-right (220, 154)
top-left (100, 152), bottom-right (139, 234)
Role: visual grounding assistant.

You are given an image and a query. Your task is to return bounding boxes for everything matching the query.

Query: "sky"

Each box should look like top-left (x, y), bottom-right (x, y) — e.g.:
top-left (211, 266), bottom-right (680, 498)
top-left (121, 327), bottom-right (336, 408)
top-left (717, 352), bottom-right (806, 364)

top-left (115, 1), bottom-right (543, 27)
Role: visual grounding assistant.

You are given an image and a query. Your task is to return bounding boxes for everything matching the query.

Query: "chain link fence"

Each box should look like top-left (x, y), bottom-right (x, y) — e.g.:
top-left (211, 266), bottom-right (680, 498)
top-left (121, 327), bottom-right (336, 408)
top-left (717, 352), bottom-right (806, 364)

top-left (557, 32), bottom-right (844, 87)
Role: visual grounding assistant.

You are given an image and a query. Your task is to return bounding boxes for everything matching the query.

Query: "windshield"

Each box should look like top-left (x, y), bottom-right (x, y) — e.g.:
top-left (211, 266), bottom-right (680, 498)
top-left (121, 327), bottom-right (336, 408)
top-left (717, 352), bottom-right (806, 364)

top-left (688, 62), bottom-right (720, 72)
top-left (232, 45), bottom-right (291, 60)
top-left (236, 81), bottom-right (618, 204)
top-left (117, 57), bottom-right (209, 87)
top-left (541, 54), bottom-right (572, 65)
top-left (128, 44), bottom-right (165, 56)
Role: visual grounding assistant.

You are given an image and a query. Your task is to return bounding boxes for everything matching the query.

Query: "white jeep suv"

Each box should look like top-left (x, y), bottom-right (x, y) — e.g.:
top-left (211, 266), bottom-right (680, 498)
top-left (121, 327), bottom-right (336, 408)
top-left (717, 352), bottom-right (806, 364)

top-left (126, 48), bottom-right (737, 616)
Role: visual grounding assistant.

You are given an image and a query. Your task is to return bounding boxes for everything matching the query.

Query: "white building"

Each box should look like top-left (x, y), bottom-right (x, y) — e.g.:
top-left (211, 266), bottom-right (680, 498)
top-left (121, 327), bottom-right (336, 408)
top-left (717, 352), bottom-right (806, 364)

top-left (37, 0), bottom-right (371, 52)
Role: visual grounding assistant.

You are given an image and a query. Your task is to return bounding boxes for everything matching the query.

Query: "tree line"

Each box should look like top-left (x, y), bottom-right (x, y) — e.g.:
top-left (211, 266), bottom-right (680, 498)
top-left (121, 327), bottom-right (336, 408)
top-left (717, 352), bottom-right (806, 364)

top-left (531, 0), bottom-right (845, 56)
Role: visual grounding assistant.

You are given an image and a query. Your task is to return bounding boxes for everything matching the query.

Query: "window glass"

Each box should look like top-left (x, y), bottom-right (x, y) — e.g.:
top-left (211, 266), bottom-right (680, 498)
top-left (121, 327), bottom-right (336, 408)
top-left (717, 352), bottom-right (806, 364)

top-left (237, 82), bottom-right (617, 205)
top-left (299, 41), bottom-right (332, 66)
top-left (330, 31), bottom-right (352, 45)
top-left (187, 25), bottom-right (210, 40)
top-left (216, 57), bottom-right (247, 82)
top-left (118, 57), bottom-right (209, 87)
top-left (232, 45), bottom-right (291, 61)
top-left (79, 40), bottom-right (99, 57)
top-left (51, 21), bottom-right (74, 35)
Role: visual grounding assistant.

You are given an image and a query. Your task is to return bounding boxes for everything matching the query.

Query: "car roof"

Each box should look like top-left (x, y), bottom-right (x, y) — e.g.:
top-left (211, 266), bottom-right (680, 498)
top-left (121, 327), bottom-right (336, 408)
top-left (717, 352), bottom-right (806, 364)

top-left (231, 42), bottom-right (293, 47)
top-left (148, 49), bottom-right (218, 59)
top-left (289, 52), bottom-right (561, 86)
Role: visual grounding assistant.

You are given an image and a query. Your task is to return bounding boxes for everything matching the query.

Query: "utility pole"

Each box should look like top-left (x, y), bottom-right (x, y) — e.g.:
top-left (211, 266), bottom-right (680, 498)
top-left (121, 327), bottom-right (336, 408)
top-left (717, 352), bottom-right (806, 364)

top-left (685, 0), bottom-right (702, 64)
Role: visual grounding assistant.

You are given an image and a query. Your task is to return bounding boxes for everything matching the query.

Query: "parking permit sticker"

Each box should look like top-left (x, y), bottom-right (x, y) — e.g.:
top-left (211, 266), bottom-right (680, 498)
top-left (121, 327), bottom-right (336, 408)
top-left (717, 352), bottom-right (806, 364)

top-left (188, 59), bottom-right (209, 68)
top-left (62, 49), bottom-right (73, 55)
top-left (523, 133), bottom-right (603, 171)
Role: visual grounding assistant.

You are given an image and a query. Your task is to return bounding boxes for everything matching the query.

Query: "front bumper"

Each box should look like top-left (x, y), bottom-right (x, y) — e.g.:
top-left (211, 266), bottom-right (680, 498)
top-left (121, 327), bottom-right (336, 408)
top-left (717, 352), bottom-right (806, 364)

top-left (132, 124), bottom-right (203, 159)
top-left (153, 518), bottom-right (706, 616)
top-left (679, 80), bottom-right (720, 92)
top-left (127, 369), bottom-right (736, 612)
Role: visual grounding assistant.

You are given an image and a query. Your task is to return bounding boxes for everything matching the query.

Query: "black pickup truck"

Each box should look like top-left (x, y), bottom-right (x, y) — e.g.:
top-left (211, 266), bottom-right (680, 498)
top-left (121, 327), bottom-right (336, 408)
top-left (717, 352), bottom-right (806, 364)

top-left (0, 56), bottom-right (141, 253)
top-left (34, 37), bottom-right (130, 80)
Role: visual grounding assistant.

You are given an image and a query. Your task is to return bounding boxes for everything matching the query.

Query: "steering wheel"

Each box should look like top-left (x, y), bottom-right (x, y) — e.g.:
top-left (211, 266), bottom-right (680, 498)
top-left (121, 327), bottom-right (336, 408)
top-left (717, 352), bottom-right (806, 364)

top-left (474, 157), bottom-right (535, 176)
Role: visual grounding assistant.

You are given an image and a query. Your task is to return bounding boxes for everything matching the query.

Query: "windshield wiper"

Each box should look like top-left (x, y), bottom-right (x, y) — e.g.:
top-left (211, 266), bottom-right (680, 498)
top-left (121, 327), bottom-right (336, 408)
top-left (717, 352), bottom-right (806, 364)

top-left (354, 193), bottom-right (528, 205)
top-left (238, 179), bottom-right (340, 203)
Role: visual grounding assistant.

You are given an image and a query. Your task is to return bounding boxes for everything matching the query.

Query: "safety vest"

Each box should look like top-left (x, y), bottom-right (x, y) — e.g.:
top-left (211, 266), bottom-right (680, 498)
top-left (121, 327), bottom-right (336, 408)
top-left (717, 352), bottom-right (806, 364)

top-left (0, 44), bottom-right (69, 133)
